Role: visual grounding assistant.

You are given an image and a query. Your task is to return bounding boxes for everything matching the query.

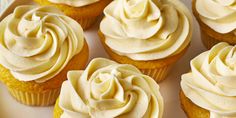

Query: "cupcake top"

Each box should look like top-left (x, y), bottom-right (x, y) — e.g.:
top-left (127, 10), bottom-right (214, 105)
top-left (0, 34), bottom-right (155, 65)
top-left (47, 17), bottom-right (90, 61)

top-left (100, 0), bottom-right (192, 61)
top-left (181, 42), bottom-right (236, 118)
top-left (48, 0), bottom-right (100, 7)
top-left (0, 5), bottom-right (85, 83)
top-left (195, 0), bottom-right (236, 34)
top-left (59, 58), bottom-right (163, 118)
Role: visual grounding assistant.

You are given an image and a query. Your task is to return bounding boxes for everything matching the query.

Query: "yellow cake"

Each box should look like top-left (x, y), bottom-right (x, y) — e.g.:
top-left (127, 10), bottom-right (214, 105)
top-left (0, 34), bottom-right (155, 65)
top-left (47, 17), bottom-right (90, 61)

top-left (34, 0), bottom-right (112, 29)
top-left (180, 42), bottom-right (236, 118)
top-left (99, 0), bottom-right (192, 82)
top-left (0, 5), bottom-right (89, 106)
top-left (192, 0), bottom-right (236, 49)
top-left (54, 58), bottom-right (164, 118)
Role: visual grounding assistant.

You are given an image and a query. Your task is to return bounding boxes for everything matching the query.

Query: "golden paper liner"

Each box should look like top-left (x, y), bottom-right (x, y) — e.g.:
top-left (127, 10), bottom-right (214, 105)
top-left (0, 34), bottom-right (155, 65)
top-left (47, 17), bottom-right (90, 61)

top-left (75, 17), bottom-right (98, 30)
top-left (140, 65), bottom-right (172, 82)
top-left (8, 87), bottom-right (60, 106)
top-left (200, 28), bottom-right (222, 49)
top-left (180, 90), bottom-right (210, 118)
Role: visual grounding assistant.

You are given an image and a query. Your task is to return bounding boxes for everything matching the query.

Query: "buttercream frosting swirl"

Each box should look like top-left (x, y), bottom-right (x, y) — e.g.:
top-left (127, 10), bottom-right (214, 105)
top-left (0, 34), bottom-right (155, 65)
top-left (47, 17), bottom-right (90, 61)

top-left (0, 5), bottom-right (84, 83)
top-left (196, 0), bottom-right (236, 34)
top-left (100, 0), bottom-right (192, 61)
top-left (48, 0), bottom-right (100, 7)
top-left (181, 42), bottom-right (236, 118)
top-left (59, 58), bottom-right (163, 118)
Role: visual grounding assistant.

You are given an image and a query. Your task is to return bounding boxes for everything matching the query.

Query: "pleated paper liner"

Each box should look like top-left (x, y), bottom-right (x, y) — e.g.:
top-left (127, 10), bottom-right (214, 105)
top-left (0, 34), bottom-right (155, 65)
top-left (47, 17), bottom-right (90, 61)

top-left (140, 65), bottom-right (172, 82)
top-left (75, 16), bottom-right (98, 30)
top-left (8, 87), bottom-right (60, 106)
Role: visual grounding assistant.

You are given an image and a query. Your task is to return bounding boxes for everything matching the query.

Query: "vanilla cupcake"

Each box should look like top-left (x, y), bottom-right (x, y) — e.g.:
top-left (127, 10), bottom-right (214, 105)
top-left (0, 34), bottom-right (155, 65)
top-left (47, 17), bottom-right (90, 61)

top-left (193, 0), bottom-right (236, 49)
top-left (99, 0), bottom-right (192, 82)
top-left (53, 58), bottom-right (164, 118)
top-left (181, 42), bottom-right (236, 118)
top-left (0, 5), bottom-right (89, 106)
top-left (34, 0), bottom-right (112, 29)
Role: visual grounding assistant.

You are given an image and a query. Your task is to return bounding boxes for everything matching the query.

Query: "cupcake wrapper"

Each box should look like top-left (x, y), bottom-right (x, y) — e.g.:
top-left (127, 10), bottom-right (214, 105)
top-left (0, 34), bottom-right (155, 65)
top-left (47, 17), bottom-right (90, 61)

top-left (8, 87), bottom-right (60, 106)
top-left (76, 17), bottom-right (98, 30)
top-left (200, 28), bottom-right (221, 49)
top-left (140, 65), bottom-right (172, 82)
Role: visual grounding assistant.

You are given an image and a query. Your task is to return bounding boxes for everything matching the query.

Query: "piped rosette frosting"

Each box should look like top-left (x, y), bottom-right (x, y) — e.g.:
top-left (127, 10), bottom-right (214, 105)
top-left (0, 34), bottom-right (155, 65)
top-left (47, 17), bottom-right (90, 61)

top-left (59, 58), bottom-right (163, 118)
top-left (196, 0), bottom-right (236, 34)
top-left (181, 42), bottom-right (236, 118)
top-left (100, 0), bottom-right (192, 61)
top-left (0, 5), bottom-right (84, 83)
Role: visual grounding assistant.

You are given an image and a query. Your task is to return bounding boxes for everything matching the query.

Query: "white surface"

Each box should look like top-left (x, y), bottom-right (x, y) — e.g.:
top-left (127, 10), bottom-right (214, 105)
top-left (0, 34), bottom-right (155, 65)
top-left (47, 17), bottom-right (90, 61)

top-left (0, 0), bottom-right (207, 118)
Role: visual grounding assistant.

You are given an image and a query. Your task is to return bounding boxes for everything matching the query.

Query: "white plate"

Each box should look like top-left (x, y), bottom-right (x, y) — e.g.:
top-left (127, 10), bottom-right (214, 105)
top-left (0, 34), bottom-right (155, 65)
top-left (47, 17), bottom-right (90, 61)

top-left (0, 0), bottom-right (206, 118)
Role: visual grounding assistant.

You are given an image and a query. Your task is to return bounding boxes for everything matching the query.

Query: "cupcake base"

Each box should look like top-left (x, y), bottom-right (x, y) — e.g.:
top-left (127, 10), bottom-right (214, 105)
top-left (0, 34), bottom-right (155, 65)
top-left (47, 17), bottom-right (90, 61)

top-left (34, 0), bottom-right (112, 30)
top-left (74, 17), bottom-right (98, 30)
top-left (180, 90), bottom-right (210, 118)
top-left (192, 0), bottom-right (236, 49)
top-left (0, 42), bottom-right (89, 106)
top-left (9, 88), bottom-right (60, 106)
top-left (140, 65), bottom-right (172, 82)
top-left (199, 28), bottom-right (222, 49)
top-left (98, 31), bottom-right (189, 82)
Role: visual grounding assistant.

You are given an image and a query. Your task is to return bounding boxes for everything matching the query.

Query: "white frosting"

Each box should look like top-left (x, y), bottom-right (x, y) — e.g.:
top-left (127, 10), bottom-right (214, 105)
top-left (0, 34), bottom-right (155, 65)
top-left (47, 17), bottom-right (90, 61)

top-left (181, 42), bottom-right (236, 118)
top-left (48, 0), bottom-right (100, 7)
top-left (196, 0), bottom-right (236, 34)
top-left (59, 58), bottom-right (164, 118)
top-left (100, 0), bottom-right (192, 61)
top-left (0, 5), bottom-right (84, 83)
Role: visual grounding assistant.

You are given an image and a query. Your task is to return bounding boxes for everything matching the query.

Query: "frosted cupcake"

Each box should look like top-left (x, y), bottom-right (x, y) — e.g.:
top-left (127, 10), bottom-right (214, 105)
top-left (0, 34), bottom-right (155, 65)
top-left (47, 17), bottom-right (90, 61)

top-left (0, 5), bottom-right (89, 106)
top-left (99, 0), bottom-right (192, 82)
top-left (34, 0), bottom-right (112, 29)
top-left (181, 42), bottom-right (236, 118)
top-left (192, 0), bottom-right (236, 49)
top-left (54, 58), bottom-right (164, 118)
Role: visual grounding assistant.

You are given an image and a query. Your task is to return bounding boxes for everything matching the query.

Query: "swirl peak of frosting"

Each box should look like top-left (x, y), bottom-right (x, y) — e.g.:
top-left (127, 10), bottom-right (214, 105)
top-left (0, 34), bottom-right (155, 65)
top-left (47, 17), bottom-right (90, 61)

top-left (181, 42), bottom-right (236, 118)
top-left (100, 0), bottom-right (192, 61)
top-left (196, 0), bottom-right (236, 34)
top-left (48, 0), bottom-right (100, 7)
top-left (0, 5), bottom-right (84, 83)
top-left (59, 58), bottom-right (164, 118)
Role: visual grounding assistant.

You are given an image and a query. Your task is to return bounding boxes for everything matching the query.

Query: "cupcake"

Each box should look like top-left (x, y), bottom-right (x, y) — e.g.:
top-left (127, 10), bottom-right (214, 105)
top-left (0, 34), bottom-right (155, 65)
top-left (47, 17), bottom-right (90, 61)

top-left (0, 5), bottom-right (89, 106)
top-left (34, 0), bottom-right (112, 29)
top-left (192, 0), bottom-right (236, 49)
top-left (181, 42), bottom-right (236, 118)
top-left (99, 0), bottom-right (192, 82)
top-left (54, 58), bottom-right (164, 118)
